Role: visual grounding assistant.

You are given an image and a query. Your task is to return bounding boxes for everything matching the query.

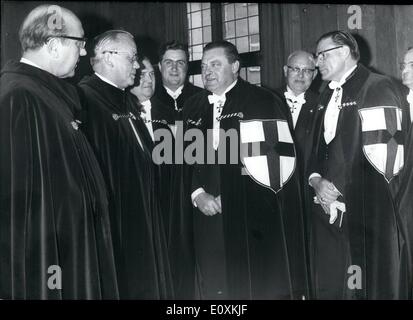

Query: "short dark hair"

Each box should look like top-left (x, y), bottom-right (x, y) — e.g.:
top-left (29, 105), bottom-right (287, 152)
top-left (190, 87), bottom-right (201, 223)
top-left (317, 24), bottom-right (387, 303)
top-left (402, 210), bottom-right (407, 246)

top-left (203, 40), bottom-right (240, 64)
top-left (316, 30), bottom-right (360, 62)
top-left (159, 40), bottom-right (189, 62)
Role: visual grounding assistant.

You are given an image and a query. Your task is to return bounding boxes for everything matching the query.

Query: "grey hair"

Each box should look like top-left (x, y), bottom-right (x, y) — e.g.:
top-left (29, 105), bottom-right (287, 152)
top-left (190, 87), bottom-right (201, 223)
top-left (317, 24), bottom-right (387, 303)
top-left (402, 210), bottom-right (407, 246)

top-left (286, 50), bottom-right (316, 66)
top-left (90, 30), bottom-right (134, 66)
top-left (19, 4), bottom-right (74, 52)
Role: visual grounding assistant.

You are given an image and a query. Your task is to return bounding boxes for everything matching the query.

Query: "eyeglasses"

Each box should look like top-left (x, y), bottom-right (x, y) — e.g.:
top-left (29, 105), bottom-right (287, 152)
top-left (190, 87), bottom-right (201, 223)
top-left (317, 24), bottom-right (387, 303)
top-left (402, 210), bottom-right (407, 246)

top-left (48, 35), bottom-right (87, 49)
top-left (400, 62), bottom-right (413, 71)
top-left (287, 66), bottom-right (315, 76)
top-left (316, 45), bottom-right (343, 60)
top-left (162, 59), bottom-right (187, 68)
top-left (102, 51), bottom-right (138, 64)
top-left (140, 70), bottom-right (155, 80)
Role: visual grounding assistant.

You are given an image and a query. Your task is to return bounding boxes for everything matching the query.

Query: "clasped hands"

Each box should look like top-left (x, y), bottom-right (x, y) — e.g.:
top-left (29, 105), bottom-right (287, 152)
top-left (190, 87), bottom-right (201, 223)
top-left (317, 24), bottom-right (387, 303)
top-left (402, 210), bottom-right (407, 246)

top-left (194, 192), bottom-right (222, 216)
top-left (310, 176), bottom-right (345, 225)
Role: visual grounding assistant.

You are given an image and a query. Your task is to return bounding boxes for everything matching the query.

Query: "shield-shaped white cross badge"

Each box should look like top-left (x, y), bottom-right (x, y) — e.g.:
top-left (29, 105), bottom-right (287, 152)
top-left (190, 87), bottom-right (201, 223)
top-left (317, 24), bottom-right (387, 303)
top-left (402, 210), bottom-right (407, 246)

top-left (240, 119), bottom-right (296, 194)
top-left (358, 106), bottom-right (404, 182)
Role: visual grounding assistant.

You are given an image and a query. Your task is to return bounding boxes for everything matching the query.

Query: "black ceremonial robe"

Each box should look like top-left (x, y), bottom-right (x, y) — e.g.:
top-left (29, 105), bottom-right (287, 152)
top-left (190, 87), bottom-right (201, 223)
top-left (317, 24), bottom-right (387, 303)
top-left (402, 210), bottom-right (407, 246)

top-left (0, 61), bottom-right (118, 299)
top-left (274, 88), bottom-right (319, 177)
top-left (154, 82), bottom-right (203, 120)
top-left (148, 96), bottom-right (197, 299)
top-left (78, 75), bottom-right (173, 299)
top-left (184, 78), bottom-right (310, 300)
top-left (308, 64), bottom-right (410, 299)
top-left (396, 111), bottom-right (413, 299)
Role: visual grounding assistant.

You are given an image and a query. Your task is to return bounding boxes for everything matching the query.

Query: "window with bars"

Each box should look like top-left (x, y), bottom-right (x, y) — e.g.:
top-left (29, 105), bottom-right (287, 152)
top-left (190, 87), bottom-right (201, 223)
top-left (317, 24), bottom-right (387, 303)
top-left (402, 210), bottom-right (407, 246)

top-left (187, 3), bottom-right (261, 87)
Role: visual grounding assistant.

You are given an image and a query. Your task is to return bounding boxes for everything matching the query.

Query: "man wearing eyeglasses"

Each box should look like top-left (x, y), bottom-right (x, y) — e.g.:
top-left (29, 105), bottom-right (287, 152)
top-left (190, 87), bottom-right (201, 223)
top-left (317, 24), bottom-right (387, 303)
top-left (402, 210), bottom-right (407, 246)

top-left (78, 31), bottom-right (173, 299)
top-left (308, 31), bottom-right (410, 299)
top-left (276, 50), bottom-right (319, 178)
top-left (0, 5), bottom-right (118, 299)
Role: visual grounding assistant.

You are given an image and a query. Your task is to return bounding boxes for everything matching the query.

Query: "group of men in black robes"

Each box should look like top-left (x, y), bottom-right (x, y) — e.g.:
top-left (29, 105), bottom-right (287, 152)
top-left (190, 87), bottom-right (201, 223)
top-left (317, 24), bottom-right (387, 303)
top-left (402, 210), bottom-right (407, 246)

top-left (1, 4), bottom-right (412, 300)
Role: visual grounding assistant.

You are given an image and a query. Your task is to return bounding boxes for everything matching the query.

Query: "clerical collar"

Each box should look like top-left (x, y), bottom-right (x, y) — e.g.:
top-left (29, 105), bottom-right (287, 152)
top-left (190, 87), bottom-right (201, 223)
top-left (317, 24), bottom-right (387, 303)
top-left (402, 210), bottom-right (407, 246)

top-left (95, 72), bottom-right (124, 91)
top-left (330, 64), bottom-right (358, 87)
top-left (286, 85), bottom-right (305, 100)
top-left (164, 85), bottom-right (184, 99)
top-left (211, 79), bottom-right (238, 98)
top-left (20, 57), bottom-right (43, 70)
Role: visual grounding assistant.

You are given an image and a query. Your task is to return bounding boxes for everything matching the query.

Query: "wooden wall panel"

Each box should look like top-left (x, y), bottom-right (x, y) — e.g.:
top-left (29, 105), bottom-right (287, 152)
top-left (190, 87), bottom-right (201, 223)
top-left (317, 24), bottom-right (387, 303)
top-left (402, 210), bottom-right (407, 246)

top-left (299, 4), bottom-right (338, 53)
top-left (280, 3), bottom-right (302, 63)
top-left (374, 5), bottom-right (398, 78)
top-left (259, 3), bottom-right (285, 90)
top-left (394, 5), bottom-right (413, 65)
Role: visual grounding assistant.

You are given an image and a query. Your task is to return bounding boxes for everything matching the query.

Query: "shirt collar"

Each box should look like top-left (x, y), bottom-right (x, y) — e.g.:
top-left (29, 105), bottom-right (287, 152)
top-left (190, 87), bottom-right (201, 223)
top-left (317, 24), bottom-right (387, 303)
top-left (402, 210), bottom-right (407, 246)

top-left (210, 79), bottom-right (238, 99)
top-left (407, 89), bottom-right (413, 104)
top-left (95, 72), bottom-right (124, 91)
top-left (141, 99), bottom-right (152, 110)
top-left (164, 85), bottom-right (184, 99)
top-left (286, 85), bottom-right (305, 100)
top-left (20, 57), bottom-right (43, 70)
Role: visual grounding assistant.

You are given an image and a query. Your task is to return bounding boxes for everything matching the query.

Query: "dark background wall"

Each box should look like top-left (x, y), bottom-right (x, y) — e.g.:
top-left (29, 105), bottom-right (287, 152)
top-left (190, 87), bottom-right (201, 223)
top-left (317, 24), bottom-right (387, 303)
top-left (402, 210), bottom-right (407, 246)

top-left (1, 2), bottom-right (412, 89)
top-left (1, 1), bottom-right (186, 84)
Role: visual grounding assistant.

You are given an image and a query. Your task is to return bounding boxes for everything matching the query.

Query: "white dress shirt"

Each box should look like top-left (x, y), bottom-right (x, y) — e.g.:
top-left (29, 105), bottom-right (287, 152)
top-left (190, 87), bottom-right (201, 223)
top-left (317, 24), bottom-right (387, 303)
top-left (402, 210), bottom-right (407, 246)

top-left (309, 64), bottom-right (357, 183)
top-left (284, 86), bottom-right (306, 128)
top-left (407, 89), bottom-right (413, 123)
top-left (323, 65), bottom-right (357, 144)
top-left (140, 100), bottom-right (155, 142)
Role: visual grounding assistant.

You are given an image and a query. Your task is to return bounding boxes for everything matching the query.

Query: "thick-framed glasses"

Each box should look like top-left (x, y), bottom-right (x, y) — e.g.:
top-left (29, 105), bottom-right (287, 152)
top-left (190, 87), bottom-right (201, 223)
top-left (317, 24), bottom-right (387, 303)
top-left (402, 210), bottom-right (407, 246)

top-left (287, 66), bottom-right (315, 76)
top-left (316, 45), bottom-right (343, 60)
top-left (162, 59), bottom-right (187, 68)
top-left (48, 35), bottom-right (87, 49)
top-left (102, 50), bottom-right (138, 64)
top-left (400, 62), bottom-right (413, 71)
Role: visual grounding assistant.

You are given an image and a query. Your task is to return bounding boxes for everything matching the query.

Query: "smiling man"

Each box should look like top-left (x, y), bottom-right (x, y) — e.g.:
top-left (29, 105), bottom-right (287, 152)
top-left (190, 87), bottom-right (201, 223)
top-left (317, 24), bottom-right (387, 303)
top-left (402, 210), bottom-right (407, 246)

top-left (78, 31), bottom-right (173, 299)
top-left (308, 30), bottom-right (410, 299)
top-left (183, 41), bottom-right (309, 300)
top-left (0, 5), bottom-right (118, 299)
top-left (155, 41), bottom-right (202, 119)
top-left (276, 50), bottom-right (319, 176)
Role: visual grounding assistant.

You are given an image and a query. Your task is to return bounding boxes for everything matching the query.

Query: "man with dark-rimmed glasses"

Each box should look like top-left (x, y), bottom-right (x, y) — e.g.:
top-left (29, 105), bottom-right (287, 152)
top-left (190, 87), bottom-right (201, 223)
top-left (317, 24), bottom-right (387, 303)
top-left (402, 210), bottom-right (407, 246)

top-left (307, 30), bottom-right (410, 299)
top-left (78, 30), bottom-right (174, 299)
top-left (0, 4), bottom-right (118, 299)
top-left (276, 50), bottom-right (319, 179)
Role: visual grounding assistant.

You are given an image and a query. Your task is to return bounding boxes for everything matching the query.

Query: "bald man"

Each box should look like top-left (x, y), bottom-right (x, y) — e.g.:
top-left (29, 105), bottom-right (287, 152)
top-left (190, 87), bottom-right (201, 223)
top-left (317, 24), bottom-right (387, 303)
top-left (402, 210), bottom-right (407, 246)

top-left (276, 50), bottom-right (319, 177)
top-left (0, 5), bottom-right (118, 299)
